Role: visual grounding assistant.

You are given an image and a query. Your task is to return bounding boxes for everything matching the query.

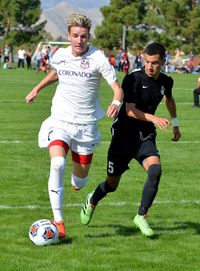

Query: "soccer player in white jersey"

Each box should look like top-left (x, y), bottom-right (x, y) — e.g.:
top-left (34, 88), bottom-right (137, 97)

top-left (25, 13), bottom-right (123, 240)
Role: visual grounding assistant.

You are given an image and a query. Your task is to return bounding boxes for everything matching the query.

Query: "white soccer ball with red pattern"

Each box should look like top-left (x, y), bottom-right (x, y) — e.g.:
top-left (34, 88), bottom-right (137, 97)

top-left (29, 219), bottom-right (59, 246)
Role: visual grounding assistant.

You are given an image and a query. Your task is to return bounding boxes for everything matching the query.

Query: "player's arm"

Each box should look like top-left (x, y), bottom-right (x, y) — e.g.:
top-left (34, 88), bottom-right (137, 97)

top-left (106, 80), bottom-right (124, 118)
top-left (197, 77), bottom-right (200, 88)
top-left (164, 96), bottom-right (181, 141)
top-left (126, 102), bottom-right (170, 131)
top-left (25, 70), bottom-right (58, 104)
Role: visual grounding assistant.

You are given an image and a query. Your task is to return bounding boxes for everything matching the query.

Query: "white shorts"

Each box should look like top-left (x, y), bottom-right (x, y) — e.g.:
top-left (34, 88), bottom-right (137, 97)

top-left (38, 116), bottom-right (101, 155)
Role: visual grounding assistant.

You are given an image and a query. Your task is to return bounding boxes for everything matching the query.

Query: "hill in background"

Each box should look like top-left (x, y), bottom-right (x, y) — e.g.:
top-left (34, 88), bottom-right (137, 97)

top-left (39, 1), bottom-right (106, 39)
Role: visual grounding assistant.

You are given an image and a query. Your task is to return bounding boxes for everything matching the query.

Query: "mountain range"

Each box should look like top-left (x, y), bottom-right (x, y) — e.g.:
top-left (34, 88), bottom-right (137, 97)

top-left (39, 0), bottom-right (110, 39)
top-left (41, 0), bottom-right (109, 10)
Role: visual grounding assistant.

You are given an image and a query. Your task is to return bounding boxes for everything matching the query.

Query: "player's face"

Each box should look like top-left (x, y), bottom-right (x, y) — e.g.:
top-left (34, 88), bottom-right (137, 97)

top-left (144, 53), bottom-right (165, 79)
top-left (67, 26), bottom-right (90, 57)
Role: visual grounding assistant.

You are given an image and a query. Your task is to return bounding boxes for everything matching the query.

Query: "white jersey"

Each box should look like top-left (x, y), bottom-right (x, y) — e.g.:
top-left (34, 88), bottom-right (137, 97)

top-left (50, 45), bottom-right (117, 124)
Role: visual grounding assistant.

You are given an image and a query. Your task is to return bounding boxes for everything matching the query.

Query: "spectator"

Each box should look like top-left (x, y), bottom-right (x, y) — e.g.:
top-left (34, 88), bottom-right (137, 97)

top-left (134, 52), bottom-right (142, 69)
top-left (41, 51), bottom-right (50, 73)
top-left (3, 44), bottom-right (10, 64)
top-left (35, 46), bottom-right (42, 73)
top-left (17, 47), bottom-right (26, 68)
top-left (116, 48), bottom-right (124, 72)
top-left (3, 59), bottom-right (9, 69)
top-left (122, 51), bottom-right (130, 75)
top-left (188, 59), bottom-right (194, 73)
top-left (26, 49), bottom-right (32, 70)
top-left (0, 47), bottom-right (2, 66)
top-left (109, 54), bottom-right (116, 69)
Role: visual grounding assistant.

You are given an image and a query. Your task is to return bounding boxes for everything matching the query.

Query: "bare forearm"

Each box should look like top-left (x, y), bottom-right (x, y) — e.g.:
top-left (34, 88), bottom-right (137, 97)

top-left (25, 71), bottom-right (58, 104)
top-left (110, 80), bottom-right (124, 102)
top-left (33, 71), bottom-right (58, 93)
top-left (165, 97), bottom-right (177, 118)
top-left (126, 103), bottom-right (170, 131)
top-left (106, 80), bottom-right (124, 118)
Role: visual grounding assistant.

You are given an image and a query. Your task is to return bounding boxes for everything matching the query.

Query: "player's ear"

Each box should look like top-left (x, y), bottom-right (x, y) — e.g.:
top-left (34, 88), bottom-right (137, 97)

top-left (67, 32), bottom-right (70, 41)
top-left (161, 58), bottom-right (166, 66)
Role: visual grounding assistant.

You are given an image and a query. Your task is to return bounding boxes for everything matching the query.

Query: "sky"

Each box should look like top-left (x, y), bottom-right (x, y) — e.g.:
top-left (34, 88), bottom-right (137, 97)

top-left (41, 0), bottom-right (110, 10)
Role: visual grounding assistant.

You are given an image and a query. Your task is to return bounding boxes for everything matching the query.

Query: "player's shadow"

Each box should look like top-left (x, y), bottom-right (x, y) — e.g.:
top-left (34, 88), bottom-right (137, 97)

top-left (150, 220), bottom-right (200, 237)
top-left (182, 221), bottom-right (200, 234)
top-left (85, 224), bottom-right (159, 240)
top-left (113, 224), bottom-right (159, 240)
top-left (56, 237), bottom-right (73, 246)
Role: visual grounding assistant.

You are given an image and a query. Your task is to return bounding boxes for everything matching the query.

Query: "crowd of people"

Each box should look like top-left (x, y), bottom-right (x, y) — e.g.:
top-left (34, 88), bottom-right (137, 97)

top-left (1, 42), bottom-right (199, 77)
top-left (0, 43), bottom-right (58, 72)
top-left (108, 49), bottom-right (200, 75)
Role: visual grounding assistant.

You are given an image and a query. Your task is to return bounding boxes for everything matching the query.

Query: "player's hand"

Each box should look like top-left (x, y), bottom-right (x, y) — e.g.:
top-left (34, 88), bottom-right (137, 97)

top-left (106, 103), bottom-right (120, 118)
top-left (171, 127), bottom-right (181, 141)
top-left (25, 89), bottom-right (38, 104)
top-left (153, 116), bottom-right (170, 131)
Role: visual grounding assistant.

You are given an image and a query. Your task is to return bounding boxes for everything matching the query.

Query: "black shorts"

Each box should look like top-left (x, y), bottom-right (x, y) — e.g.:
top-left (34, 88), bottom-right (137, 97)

top-left (107, 129), bottom-right (160, 176)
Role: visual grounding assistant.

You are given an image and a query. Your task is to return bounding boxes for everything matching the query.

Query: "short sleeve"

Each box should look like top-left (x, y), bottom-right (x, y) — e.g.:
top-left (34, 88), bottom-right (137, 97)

top-left (122, 74), bottom-right (137, 103)
top-left (164, 76), bottom-right (174, 98)
top-left (93, 49), bottom-right (117, 85)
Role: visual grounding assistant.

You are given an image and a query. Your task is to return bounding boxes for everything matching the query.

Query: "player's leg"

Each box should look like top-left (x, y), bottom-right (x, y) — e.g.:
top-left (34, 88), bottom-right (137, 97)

top-left (133, 159), bottom-right (161, 237)
top-left (71, 152), bottom-right (93, 190)
top-left (71, 121), bottom-right (101, 191)
top-left (71, 152), bottom-right (97, 225)
top-left (139, 156), bottom-right (161, 216)
top-left (193, 88), bottom-right (200, 107)
top-left (48, 141), bottom-right (69, 239)
top-left (80, 147), bottom-right (130, 225)
top-left (80, 175), bottom-right (121, 225)
top-left (133, 139), bottom-right (161, 237)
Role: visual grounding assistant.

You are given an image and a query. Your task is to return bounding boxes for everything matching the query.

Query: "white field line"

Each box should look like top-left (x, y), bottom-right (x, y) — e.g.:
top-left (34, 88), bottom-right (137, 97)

top-left (0, 199), bottom-right (200, 210)
top-left (0, 140), bottom-right (22, 144)
top-left (0, 140), bottom-right (200, 145)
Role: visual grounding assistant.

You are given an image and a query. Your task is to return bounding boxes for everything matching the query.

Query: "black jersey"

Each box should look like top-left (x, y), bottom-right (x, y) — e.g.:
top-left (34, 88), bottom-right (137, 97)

top-left (116, 68), bottom-right (174, 133)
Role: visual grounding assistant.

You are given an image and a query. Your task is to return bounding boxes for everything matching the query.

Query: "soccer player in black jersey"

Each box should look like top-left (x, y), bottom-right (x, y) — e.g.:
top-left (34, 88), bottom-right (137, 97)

top-left (81, 42), bottom-right (181, 237)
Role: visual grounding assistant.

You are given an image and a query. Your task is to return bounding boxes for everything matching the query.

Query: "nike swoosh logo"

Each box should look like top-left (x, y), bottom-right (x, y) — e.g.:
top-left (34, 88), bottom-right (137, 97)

top-left (142, 85), bottom-right (148, 88)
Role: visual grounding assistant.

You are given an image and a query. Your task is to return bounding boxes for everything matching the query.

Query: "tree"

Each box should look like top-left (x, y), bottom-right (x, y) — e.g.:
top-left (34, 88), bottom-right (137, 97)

top-left (95, 0), bottom-right (200, 53)
top-left (159, 0), bottom-right (200, 53)
top-left (0, 0), bottom-right (49, 46)
top-left (95, 0), bottom-right (144, 50)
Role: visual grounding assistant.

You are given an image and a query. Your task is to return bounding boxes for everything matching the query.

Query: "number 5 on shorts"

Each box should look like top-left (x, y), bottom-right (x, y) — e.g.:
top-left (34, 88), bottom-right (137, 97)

top-left (108, 161), bottom-right (114, 174)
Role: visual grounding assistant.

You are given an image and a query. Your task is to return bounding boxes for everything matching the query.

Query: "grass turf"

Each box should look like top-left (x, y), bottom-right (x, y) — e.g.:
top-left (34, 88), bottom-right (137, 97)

top-left (0, 68), bottom-right (200, 270)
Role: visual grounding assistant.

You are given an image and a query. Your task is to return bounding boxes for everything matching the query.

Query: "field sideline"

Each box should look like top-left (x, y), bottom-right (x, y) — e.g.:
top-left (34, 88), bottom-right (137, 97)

top-left (0, 68), bottom-right (200, 271)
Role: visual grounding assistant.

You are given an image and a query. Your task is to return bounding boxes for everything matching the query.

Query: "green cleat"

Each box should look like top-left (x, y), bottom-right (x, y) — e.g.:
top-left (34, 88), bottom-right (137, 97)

top-left (80, 193), bottom-right (95, 225)
top-left (133, 214), bottom-right (154, 237)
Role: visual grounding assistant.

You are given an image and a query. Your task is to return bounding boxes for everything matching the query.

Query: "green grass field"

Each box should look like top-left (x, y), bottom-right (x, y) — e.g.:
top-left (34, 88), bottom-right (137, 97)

top-left (0, 67), bottom-right (200, 271)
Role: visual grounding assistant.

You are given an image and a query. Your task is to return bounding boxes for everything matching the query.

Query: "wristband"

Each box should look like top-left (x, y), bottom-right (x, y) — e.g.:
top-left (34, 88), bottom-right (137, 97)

top-left (112, 99), bottom-right (122, 107)
top-left (171, 117), bottom-right (179, 127)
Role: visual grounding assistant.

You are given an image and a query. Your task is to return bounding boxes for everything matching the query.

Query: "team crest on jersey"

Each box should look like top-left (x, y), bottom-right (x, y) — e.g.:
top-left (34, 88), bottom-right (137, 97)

top-left (160, 86), bottom-right (165, 95)
top-left (80, 59), bottom-right (89, 69)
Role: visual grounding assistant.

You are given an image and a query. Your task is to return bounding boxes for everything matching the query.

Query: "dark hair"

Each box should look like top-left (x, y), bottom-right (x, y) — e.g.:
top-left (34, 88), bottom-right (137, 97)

top-left (144, 42), bottom-right (166, 58)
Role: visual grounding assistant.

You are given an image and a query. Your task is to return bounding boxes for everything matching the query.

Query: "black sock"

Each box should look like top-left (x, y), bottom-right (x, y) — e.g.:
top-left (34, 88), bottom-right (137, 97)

top-left (91, 180), bottom-right (115, 206)
top-left (138, 164), bottom-right (161, 215)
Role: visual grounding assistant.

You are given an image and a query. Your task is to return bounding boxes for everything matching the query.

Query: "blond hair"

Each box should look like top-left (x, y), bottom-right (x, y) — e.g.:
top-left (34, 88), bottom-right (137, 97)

top-left (67, 13), bottom-right (92, 32)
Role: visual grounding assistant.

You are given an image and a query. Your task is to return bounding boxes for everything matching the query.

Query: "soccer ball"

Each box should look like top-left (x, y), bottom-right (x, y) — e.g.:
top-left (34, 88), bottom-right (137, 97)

top-left (29, 219), bottom-right (59, 246)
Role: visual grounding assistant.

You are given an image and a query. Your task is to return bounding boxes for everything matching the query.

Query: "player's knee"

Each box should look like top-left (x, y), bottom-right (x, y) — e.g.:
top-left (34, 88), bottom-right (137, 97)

top-left (71, 174), bottom-right (88, 190)
top-left (51, 156), bottom-right (66, 171)
top-left (147, 164), bottom-right (161, 184)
